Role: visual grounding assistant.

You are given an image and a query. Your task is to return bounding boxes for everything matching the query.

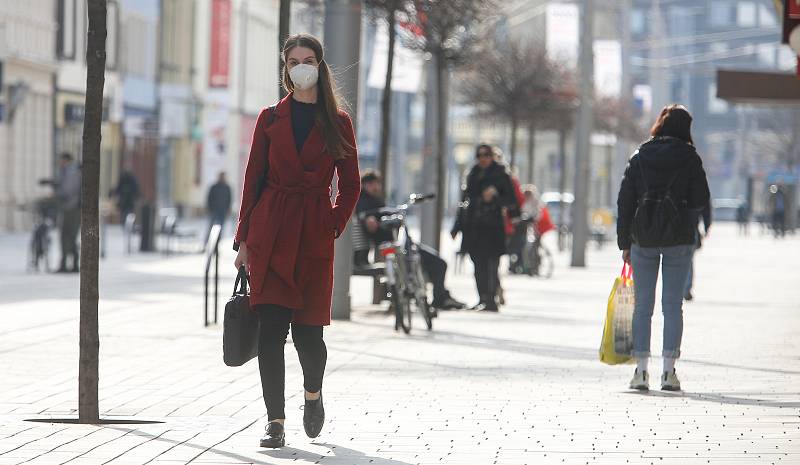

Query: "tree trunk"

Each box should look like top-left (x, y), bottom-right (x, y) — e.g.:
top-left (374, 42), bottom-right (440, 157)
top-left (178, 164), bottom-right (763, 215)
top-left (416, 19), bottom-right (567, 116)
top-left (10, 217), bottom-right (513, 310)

top-left (509, 116), bottom-right (518, 170)
top-left (526, 122), bottom-right (536, 184)
top-left (278, 0), bottom-right (292, 99)
top-left (378, 8), bottom-right (397, 185)
top-left (557, 128), bottom-right (567, 252)
top-left (79, 0), bottom-right (107, 424)
top-left (433, 50), bottom-right (448, 252)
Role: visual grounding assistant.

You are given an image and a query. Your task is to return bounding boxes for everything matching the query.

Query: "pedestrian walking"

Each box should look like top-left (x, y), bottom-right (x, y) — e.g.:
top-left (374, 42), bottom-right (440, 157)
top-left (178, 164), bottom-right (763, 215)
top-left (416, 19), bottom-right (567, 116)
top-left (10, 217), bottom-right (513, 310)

top-left (451, 144), bottom-right (520, 312)
top-left (736, 199), bottom-right (750, 236)
top-left (112, 170), bottom-right (139, 223)
top-left (684, 203), bottom-right (711, 302)
top-left (233, 34), bottom-right (360, 448)
top-left (617, 104), bottom-right (710, 392)
top-left (769, 185), bottom-right (787, 238)
top-left (49, 152), bottom-right (81, 273)
top-left (205, 172), bottom-right (232, 244)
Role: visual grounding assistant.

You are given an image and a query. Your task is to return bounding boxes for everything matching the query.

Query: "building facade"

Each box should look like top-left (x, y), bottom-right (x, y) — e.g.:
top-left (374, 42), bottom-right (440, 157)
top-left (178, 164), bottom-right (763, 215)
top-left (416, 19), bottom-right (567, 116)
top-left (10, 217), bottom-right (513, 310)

top-left (0, 0), bottom-right (58, 231)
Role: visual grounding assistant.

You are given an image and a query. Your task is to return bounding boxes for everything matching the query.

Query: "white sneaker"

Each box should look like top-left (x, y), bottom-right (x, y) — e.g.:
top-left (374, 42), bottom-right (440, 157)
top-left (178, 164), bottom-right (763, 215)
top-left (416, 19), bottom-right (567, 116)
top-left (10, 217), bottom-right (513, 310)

top-left (661, 370), bottom-right (681, 391)
top-left (629, 369), bottom-right (649, 390)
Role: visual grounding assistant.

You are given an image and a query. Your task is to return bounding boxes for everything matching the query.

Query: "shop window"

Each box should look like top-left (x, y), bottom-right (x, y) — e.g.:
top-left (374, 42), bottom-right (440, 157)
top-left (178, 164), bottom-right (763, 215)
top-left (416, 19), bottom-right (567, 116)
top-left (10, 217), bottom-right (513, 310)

top-left (57, 0), bottom-right (76, 59)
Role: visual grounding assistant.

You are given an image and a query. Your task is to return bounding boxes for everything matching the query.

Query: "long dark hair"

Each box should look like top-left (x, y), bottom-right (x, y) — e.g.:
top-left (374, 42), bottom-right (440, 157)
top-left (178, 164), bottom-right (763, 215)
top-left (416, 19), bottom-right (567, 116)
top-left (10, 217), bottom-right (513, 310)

top-left (282, 34), bottom-right (354, 159)
top-left (649, 104), bottom-right (694, 145)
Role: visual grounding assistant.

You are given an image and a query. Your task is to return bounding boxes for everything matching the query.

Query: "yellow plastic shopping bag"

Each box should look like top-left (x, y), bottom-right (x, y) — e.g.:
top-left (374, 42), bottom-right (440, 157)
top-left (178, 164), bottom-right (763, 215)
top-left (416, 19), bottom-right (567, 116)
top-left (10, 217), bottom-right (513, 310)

top-left (599, 263), bottom-right (635, 365)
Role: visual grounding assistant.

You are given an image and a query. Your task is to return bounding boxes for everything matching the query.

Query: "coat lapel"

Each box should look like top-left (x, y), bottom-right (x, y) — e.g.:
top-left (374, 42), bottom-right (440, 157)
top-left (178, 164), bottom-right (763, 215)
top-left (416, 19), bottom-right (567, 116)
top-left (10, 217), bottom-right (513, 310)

top-left (268, 95), bottom-right (305, 179)
top-left (298, 123), bottom-right (326, 169)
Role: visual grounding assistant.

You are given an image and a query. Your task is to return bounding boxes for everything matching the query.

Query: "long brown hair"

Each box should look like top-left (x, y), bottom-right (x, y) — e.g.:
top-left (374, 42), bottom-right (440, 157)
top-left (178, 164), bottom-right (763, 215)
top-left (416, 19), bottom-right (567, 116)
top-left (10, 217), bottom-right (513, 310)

top-left (649, 104), bottom-right (694, 146)
top-left (282, 34), bottom-right (354, 159)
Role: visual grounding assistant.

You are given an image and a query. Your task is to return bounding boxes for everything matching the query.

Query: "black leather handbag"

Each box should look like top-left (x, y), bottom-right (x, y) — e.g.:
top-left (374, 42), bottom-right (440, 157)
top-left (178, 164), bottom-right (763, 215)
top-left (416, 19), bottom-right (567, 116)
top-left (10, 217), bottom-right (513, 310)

top-left (223, 267), bottom-right (260, 367)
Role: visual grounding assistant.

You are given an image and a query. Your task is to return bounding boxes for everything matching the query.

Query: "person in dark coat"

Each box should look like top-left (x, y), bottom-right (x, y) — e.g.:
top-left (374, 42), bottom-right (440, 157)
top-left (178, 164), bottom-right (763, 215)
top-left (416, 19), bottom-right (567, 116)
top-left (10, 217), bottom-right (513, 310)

top-left (206, 171), bottom-right (232, 243)
top-left (617, 104), bottom-right (710, 392)
top-left (53, 153), bottom-right (81, 272)
top-left (355, 170), bottom-right (465, 310)
top-left (113, 170), bottom-right (140, 222)
top-left (684, 202), bottom-right (711, 301)
top-left (451, 144), bottom-right (519, 311)
top-left (233, 34), bottom-right (360, 448)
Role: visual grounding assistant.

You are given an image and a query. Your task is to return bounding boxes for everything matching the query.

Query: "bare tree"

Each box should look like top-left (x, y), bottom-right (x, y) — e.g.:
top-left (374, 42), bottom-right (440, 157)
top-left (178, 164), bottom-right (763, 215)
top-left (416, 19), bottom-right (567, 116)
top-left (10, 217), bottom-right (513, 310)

top-left (365, 0), bottom-right (409, 184)
top-left (751, 107), bottom-right (800, 172)
top-left (278, 0), bottom-right (292, 99)
top-left (460, 39), bottom-right (561, 181)
top-left (79, 0), bottom-right (107, 423)
top-left (406, 0), bottom-right (495, 250)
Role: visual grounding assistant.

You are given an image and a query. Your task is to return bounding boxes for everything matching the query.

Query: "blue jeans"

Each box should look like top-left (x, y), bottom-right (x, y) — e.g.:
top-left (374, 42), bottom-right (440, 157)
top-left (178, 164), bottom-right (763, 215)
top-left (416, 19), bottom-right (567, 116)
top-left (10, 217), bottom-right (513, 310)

top-left (631, 244), bottom-right (694, 359)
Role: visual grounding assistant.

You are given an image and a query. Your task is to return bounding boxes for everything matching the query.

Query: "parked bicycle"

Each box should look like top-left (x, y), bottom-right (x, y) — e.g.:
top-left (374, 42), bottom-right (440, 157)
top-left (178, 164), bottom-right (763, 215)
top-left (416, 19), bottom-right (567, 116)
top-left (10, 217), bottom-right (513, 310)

top-left (363, 193), bottom-right (436, 334)
top-left (21, 196), bottom-right (59, 273)
top-left (510, 214), bottom-right (554, 279)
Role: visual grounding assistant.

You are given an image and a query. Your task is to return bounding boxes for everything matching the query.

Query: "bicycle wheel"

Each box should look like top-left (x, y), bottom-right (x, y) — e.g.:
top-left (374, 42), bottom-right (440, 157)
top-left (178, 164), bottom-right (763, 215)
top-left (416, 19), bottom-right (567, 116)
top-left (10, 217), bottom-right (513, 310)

top-left (538, 247), bottom-right (554, 279)
top-left (392, 287), bottom-right (412, 334)
top-left (419, 297), bottom-right (433, 330)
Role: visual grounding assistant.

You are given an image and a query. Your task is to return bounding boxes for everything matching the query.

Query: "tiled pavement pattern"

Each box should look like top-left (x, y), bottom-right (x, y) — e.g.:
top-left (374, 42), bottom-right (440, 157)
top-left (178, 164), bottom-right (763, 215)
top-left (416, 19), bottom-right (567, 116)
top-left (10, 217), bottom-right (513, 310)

top-left (0, 224), bottom-right (798, 464)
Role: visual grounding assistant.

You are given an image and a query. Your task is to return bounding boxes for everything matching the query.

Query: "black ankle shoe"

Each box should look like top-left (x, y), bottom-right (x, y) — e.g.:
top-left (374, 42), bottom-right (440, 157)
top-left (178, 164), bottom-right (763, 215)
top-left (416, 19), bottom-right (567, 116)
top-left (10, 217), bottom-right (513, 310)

top-left (303, 392), bottom-right (325, 438)
top-left (260, 421), bottom-right (285, 448)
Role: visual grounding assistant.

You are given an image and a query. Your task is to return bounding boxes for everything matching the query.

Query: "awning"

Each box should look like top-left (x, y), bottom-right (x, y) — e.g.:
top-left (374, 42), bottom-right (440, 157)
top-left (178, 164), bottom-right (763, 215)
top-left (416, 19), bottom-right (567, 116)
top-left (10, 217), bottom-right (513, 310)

top-left (716, 69), bottom-right (800, 104)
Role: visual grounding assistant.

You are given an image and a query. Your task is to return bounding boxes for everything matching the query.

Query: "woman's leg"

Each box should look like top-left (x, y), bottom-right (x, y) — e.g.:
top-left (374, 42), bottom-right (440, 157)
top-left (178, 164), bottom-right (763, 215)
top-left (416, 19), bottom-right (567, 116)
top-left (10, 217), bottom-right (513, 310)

top-left (660, 245), bottom-right (694, 363)
top-left (290, 324), bottom-right (327, 396)
top-left (257, 305), bottom-right (292, 421)
top-left (470, 253), bottom-right (489, 303)
top-left (487, 256), bottom-right (500, 309)
top-left (630, 245), bottom-right (660, 364)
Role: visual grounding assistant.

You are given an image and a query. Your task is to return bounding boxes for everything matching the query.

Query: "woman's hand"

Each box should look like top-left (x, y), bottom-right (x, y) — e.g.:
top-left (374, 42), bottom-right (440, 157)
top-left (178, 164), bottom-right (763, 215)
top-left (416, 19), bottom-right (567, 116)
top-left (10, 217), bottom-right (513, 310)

top-left (622, 249), bottom-right (631, 264)
top-left (482, 186), bottom-right (498, 203)
top-left (234, 242), bottom-right (249, 272)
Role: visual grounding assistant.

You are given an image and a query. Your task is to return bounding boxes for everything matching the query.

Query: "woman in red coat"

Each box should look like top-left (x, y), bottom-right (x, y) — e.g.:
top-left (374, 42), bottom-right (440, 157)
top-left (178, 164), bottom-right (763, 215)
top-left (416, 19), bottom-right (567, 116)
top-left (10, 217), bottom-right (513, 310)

top-left (233, 34), bottom-right (360, 448)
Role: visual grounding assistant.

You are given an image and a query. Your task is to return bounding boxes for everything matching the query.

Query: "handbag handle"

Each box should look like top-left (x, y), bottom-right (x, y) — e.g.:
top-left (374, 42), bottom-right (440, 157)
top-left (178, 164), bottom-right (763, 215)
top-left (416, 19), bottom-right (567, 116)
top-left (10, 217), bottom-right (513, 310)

top-left (233, 265), bottom-right (249, 296)
top-left (620, 262), bottom-right (633, 279)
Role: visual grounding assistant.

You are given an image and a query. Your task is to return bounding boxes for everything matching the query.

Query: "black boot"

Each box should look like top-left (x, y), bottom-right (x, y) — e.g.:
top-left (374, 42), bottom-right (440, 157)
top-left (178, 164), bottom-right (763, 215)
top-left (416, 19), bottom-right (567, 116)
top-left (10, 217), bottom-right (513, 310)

top-left (260, 421), bottom-right (285, 448)
top-left (303, 393), bottom-right (325, 438)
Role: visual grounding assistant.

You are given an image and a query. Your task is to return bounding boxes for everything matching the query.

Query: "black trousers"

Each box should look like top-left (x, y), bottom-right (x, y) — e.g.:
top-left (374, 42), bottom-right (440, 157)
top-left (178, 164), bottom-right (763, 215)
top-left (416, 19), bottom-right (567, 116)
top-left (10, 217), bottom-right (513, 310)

top-left (418, 244), bottom-right (448, 303)
top-left (470, 253), bottom-right (500, 308)
top-left (256, 304), bottom-right (327, 421)
top-left (60, 208), bottom-right (80, 270)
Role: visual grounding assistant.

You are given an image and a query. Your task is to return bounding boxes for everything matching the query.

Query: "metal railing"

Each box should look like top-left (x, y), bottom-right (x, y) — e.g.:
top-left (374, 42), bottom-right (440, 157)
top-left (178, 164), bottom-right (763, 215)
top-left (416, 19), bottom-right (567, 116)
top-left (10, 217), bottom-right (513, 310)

top-left (203, 224), bottom-right (222, 327)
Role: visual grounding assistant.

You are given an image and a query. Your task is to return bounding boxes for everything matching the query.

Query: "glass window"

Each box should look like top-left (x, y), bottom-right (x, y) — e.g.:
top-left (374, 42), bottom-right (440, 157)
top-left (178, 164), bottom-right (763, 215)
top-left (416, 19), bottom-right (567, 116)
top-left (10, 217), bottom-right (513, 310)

top-left (708, 83), bottom-right (728, 114)
top-left (57, 0), bottom-right (76, 59)
top-left (631, 9), bottom-right (646, 34)
top-left (737, 2), bottom-right (756, 27)
top-left (709, 1), bottom-right (734, 27)
top-left (758, 4), bottom-right (777, 26)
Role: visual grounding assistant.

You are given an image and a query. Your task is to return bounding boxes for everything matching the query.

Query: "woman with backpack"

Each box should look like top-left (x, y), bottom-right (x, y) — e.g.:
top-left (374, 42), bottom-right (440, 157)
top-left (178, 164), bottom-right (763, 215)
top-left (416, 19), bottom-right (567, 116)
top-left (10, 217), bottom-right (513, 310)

top-left (233, 34), bottom-right (360, 447)
top-left (616, 104), bottom-right (710, 391)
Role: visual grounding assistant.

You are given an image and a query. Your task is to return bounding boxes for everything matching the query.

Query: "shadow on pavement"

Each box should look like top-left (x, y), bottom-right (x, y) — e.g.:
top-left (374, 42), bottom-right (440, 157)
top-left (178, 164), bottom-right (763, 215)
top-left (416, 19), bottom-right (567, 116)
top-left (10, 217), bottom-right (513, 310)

top-left (260, 442), bottom-right (415, 464)
top-left (622, 390), bottom-right (800, 408)
top-left (347, 318), bottom-right (597, 362)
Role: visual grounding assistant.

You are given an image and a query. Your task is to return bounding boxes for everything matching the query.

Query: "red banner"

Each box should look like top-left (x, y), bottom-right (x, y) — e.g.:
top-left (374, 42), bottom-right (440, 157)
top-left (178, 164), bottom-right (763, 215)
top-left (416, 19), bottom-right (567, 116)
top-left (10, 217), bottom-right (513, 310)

top-left (789, 0), bottom-right (800, 19)
top-left (209, 0), bottom-right (231, 88)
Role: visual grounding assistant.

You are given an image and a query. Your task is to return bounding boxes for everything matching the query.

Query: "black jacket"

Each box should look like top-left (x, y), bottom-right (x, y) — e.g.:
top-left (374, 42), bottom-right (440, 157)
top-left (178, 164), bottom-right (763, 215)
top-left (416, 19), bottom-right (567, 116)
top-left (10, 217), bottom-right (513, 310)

top-left (453, 161), bottom-right (519, 257)
top-left (617, 136), bottom-right (710, 250)
top-left (207, 181), bottom-right (232, 216)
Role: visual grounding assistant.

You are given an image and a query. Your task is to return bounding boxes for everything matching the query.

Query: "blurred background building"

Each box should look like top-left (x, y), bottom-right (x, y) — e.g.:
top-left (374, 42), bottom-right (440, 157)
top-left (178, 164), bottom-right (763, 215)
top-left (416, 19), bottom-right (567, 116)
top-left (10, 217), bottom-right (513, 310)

top-left (0, 0), bottom-right (797, 232)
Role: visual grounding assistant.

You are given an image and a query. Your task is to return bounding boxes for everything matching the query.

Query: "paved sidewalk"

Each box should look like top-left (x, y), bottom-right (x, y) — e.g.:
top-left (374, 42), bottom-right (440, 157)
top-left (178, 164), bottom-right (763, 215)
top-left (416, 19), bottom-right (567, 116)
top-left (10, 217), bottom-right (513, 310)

top-left (0, 223), bottom-right (798, 464)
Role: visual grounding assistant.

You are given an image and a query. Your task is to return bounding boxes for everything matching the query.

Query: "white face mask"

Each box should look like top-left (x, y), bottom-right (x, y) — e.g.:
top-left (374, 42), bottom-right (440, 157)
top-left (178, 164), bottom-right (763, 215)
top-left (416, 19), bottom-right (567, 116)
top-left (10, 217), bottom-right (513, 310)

top-left (289, 64), bottom-right (319, 91)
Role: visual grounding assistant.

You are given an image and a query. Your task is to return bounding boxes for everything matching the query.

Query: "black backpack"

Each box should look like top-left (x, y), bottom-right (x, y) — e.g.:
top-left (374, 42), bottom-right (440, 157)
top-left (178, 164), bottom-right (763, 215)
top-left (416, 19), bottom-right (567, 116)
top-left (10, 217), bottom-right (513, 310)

top-left (631, 159), bottom-right (688, 247)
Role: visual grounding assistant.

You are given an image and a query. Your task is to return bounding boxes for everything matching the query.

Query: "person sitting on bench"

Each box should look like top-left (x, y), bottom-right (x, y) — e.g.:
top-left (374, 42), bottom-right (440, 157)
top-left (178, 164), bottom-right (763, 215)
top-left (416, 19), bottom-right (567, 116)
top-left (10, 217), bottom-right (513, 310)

top-left (354, 170), bottom-right (465, 310)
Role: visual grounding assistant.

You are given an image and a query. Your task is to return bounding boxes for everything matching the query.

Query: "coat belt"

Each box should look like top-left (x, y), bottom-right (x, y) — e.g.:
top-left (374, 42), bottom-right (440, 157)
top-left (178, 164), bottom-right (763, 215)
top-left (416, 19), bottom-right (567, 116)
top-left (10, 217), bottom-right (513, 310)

top-left (259, 181), bottom-right (331, 290)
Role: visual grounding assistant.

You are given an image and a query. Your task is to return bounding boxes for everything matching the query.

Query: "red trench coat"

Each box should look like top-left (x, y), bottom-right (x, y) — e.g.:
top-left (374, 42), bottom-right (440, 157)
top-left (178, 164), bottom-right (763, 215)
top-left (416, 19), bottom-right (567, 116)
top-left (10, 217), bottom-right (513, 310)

top-left (234, 94), bottom-right (360, 326)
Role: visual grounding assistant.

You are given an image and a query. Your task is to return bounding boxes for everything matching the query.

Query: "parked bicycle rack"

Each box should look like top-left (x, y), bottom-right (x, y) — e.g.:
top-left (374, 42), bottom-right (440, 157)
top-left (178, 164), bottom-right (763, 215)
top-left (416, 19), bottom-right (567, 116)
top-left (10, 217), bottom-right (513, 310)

top-left (203, 224), bottom-right (222, 327)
